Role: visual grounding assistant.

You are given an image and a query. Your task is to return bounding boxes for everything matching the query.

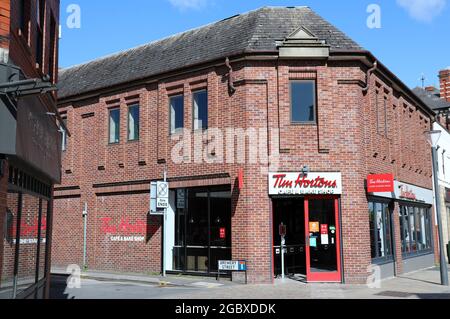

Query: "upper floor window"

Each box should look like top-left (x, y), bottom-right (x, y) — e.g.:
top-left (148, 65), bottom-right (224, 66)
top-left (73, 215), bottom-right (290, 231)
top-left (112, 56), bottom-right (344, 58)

top-left (36, 0), bottom-right (45, 68)
top-left (48, 14), bottom-right (57, 83)
top-left (61, 118), bottom-right (67, 152)
top-left (109, 108), bottom-right (120, 144)
top-left (193, 90), bottom-right (208, 130)
top-left (18, 0), bottom-right (29, 39)
top-left (128, 104), bottom-right (140, 141)
top-left (290, 80), bottom-right (316, 123)
top-left (170, 95), bottom-right (184, 134)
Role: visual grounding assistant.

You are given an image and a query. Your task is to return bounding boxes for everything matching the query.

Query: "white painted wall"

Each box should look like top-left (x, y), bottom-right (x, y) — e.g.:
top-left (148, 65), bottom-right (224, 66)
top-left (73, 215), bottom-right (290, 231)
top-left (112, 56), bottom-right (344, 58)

top-left (433, 122), bottom-right (450, 250)
top-left (434, 122), bottom-right (450, 188)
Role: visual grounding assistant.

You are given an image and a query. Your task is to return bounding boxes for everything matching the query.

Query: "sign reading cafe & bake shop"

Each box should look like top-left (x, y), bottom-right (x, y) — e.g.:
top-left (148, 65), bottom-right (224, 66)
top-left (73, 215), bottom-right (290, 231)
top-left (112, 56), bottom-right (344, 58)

top-left (269, 172), bottom-right (342, 195)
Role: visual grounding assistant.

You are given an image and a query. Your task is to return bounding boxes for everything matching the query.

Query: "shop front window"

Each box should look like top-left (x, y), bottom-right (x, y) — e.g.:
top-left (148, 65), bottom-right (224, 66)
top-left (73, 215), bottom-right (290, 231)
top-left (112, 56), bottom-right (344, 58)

top-left (0, 188), bottom-right (50, 299)
top-left (399, 204), bottom-right (432, 257)
top-left (368, 200), bottom-right (393, 262)
top-left (0, 192), bottom-right (20, 299)
top-left (173, 186), bottom-right (231, 274)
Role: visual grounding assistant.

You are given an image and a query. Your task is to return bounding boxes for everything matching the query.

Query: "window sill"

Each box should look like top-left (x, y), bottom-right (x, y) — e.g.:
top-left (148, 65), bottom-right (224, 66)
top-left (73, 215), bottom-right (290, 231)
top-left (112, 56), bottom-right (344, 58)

top-left (290, 122), bottom-right (317, 126)
top-left (170, 130), bottom-right (185, 137)
top-left (108, 142), bottom-right (120, 146)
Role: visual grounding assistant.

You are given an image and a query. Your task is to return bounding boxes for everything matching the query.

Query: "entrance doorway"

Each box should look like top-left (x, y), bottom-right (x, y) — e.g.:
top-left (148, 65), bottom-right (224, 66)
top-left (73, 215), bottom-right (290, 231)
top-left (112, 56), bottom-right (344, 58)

top-left (273, 199), bottom-right (306, 278)
top-left (172, 185), bottom-right (232, 275)
top-left (273, 196), bottom-right (342, 282)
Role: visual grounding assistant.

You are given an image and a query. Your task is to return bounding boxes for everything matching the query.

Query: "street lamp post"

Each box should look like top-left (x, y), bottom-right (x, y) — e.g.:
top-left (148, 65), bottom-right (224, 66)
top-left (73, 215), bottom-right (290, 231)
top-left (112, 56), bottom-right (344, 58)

top-left (424, 130), bottom-right (449, 286)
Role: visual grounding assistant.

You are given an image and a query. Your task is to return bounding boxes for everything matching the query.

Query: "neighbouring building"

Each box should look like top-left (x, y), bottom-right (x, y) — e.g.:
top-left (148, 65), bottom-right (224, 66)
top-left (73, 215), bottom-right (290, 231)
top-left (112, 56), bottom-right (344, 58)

top-left (440, 68), bottom-right (450, 103)
top-left (0, 0), bottom-right (62, 299)
top-left (414, 86), bottom-right (450, 263)
top-left (53, 6), bottom-right (439, 284)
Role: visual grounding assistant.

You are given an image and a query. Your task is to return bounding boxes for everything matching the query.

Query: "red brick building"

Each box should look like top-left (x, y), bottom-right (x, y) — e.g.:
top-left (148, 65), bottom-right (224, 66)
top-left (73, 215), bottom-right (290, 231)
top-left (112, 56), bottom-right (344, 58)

top-left (0, 0), bottom-right (61, 299)
top-left (440, 68), bottom-right (450, 102)
top-left (53, 7), bottom-right (438, 284)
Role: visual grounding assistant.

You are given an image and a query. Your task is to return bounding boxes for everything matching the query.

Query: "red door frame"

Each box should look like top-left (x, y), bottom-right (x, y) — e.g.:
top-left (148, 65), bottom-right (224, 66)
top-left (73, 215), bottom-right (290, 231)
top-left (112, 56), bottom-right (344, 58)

top-left (304, 196), bottom-right (342, 283)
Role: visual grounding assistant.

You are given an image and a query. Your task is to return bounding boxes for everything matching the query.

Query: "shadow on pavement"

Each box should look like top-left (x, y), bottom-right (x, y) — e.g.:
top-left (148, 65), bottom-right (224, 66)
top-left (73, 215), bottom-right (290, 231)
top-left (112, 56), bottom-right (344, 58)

top-left (396, 275), bottom-right (441, 286)
top-left (49, 274), bottom-right (73, 300)
top-left (414, 293), bottom-right (450, 299)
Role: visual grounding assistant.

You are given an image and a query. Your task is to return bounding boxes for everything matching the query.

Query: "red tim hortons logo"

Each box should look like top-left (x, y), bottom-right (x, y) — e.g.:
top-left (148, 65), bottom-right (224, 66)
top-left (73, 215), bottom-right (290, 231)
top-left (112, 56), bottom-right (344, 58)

top-left (269, 173), bottom-right (342, 195)
top-left (367, 174), bottom-right (394, 193)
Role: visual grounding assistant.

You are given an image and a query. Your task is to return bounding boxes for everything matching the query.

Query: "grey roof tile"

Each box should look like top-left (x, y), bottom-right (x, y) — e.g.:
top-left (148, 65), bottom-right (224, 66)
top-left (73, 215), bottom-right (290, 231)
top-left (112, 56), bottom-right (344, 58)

top-left (413, 87), bottom-right (450, 111)
top-left (58, 6), bottom-right (363, 99)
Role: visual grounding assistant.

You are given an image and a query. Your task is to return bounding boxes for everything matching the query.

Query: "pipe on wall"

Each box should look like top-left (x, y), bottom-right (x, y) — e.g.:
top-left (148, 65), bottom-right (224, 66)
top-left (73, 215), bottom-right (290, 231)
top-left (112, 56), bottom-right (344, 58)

top-left (362, 60), bottom-right (378, 93)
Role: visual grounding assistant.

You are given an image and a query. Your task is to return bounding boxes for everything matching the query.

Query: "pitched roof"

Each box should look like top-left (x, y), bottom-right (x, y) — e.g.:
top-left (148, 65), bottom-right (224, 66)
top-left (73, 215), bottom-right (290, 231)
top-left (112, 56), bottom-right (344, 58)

top-left (58, 6), bottom-right (363, 100)
top-left (413, 87), bottom-right (450, 112)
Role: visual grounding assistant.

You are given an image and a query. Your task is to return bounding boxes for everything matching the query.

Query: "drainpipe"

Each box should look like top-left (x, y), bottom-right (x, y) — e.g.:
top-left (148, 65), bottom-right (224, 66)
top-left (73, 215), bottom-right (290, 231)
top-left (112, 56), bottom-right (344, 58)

top-left (225, 57), bottom-right (236, 95)
top-left (362, 60), bottom-right (378, 93)
top-left (82, 203), bottom-right (88, 270)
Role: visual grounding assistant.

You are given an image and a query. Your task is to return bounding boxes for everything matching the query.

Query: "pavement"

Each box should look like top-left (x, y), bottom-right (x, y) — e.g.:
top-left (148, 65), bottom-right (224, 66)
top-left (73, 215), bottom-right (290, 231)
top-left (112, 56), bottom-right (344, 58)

top-left (50, 266), bottom-right (450, 299)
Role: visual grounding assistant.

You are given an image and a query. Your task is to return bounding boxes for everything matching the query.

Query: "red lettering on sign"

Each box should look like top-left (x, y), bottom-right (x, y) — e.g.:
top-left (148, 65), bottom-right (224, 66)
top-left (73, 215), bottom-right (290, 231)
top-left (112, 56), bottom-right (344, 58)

top-left (400, 186), bottom-right (417, 201)
top-left (101, 217), bottom-right (147, 235)
top-left (272, 174), bottom-right (337, 190)
top-left (10, 217), bottom-right (47, 239)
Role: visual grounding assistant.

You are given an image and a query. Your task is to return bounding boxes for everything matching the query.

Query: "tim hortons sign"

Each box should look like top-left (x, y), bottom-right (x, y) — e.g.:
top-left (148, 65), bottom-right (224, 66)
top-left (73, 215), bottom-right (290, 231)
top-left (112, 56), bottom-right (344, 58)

top-left (269, 173), bottom-right (342, 195)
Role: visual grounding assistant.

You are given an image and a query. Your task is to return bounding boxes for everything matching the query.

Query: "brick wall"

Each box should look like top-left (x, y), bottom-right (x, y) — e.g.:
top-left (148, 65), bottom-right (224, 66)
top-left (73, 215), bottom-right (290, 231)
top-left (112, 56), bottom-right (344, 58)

top-left (0, 0), bottom-right (60, 298)
top-left (0, 0), bottom-right (10, 49)
top-left (440, 69), bottom-right (450, 102)
top-left (8, 0), bottom-right (59, 82)
top-left (0, 159), bottom-right (7, 284)
top-left (54, 56), bottom-right (435, 284)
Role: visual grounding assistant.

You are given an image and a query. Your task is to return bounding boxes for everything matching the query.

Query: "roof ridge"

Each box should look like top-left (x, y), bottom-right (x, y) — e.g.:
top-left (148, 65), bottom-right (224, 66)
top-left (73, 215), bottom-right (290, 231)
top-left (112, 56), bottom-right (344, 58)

top-left (58, 6), bottom-right (362, 99)
top-left (60, 7), bottom-right (273, 73)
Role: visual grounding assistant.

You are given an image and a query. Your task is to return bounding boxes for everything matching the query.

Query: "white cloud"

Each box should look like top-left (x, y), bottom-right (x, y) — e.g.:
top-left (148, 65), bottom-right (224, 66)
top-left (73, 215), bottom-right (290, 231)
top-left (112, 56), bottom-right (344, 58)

top-left (397, 0), bottom-right (446, 22)
top-left (168, 0), bottom-right (207, 10)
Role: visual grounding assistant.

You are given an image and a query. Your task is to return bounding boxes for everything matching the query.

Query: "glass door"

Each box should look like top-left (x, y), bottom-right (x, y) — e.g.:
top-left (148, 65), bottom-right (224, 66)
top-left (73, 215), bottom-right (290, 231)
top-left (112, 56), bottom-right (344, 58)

top-left (304, 197), bottom-right (342, 282)
top-left (174, 186), bottom-right (231, 274)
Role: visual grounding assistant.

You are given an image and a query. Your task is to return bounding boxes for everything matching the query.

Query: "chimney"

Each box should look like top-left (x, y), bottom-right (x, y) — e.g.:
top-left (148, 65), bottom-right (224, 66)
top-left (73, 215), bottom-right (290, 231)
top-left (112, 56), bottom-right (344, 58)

top-left (440, 68), bottom-right (450, 102)
top-left (425, 86), bottom-right (436, 93)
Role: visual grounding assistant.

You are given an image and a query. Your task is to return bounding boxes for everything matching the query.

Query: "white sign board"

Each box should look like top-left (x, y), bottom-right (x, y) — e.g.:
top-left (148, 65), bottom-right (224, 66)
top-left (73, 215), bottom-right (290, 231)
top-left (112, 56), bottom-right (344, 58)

top-left (218, 260), bottom-right (247, 271)
top-left (268, 172), bottom-right (342, 195)
top-left (369, 180), bottom-right (433, 205)
top-left (157, 197), bottom-right (169, 209)
top-left (156, 181), bottom-right (169, 209)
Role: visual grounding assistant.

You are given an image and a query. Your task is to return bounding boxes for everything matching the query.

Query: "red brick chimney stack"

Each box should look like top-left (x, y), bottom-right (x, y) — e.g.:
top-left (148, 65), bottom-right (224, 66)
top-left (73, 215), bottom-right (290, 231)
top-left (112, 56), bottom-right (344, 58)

top-left (440, 68), bottom-right (450, 102)
top-left (425, 86), bottom-right (436, 93)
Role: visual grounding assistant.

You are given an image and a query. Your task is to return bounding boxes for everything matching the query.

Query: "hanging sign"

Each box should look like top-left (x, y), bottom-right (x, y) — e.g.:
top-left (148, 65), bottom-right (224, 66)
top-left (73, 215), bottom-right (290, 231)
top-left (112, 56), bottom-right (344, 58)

top-left (268, 172), bottom-right (342, 195)
top-left (367, 174), bottom-right (394, 193)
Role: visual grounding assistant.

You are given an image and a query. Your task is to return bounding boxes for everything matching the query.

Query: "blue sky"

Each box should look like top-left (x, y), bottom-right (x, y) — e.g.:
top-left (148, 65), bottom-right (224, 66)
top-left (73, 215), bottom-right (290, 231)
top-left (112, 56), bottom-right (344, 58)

top-left (59, 0), bottom-right (450, 89)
